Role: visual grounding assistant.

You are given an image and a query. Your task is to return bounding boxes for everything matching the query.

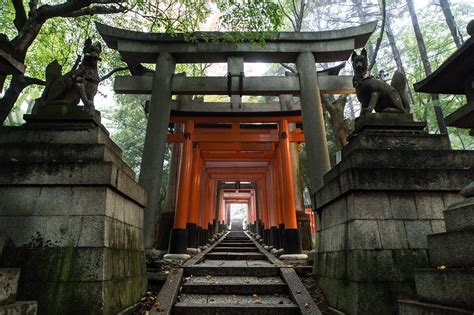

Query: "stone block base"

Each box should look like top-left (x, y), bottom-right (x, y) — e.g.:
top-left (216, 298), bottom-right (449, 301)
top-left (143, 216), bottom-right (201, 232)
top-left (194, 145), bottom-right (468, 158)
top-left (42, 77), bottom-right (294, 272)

top-left (0, 269), bottom-right (20, 305)
top-left (319, 276), bottom-right (416, 314)
top-left (428, 228), bottom-right (474, 267)
top-left (0, 301), bottom-right (37, 315)
top-left (313, 115), bottom-right (474, 314)
top-left (0, 122), bottom-right (147, 314)
top-left (398, 300), bottom-right (473, 315)
top-left (415, 269), bottom-right (474, 309)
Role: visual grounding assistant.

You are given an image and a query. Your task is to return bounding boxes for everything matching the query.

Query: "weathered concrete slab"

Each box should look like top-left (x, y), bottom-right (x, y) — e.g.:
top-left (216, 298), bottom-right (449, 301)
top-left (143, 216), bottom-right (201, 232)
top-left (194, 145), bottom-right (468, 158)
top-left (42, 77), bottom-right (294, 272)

top-left (415, 269), bottom-right (474, 309)
top-left (173, 303), bottom-right (299, 315)
top-left (444, 199), bottom-right (474, 231)
top-left (206, 252), bottom-right (265, 260)
top-left (428, 228), bottom-right (474, 267)
top-left (0, 269), bottom-right (20, 306)
top-left (114, 75), bottom-right (356, 95)
top-left (0, 143), bottom-right (135, 179)
top-left (398, 299), bottom-right (473, 315)
top-left (212, 247), bottom-right (259, 252)
top-left (184, 266), bottom-right (279, 277)
top-left (280, 268), bottom-right (321, 315)
top-left (182, 281), bottom-right (287, 295)
top-left (151, 268), bottom-right (183, 315)
top-left (0, 162), bottom-right (145, 206)
top-left (0, 301), bottom-right (37, 315)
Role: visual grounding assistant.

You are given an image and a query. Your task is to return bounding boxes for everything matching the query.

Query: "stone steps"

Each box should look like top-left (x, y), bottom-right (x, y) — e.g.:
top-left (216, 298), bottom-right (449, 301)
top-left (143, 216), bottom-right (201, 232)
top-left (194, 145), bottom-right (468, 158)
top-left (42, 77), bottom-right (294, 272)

top-left (213, 247), bottom-right (260, 252)
top-left (415, 269), bottom-right (474, 310)
top-left (185, 265), bottom-right (279, 277)
top-left (206, 252), bottom-right (266, 260)
top-left (216, 242), bottom-right (255, 247)
top-left (444, 201), bottom-right (474, 231)
top-left (0, 301), bottom-right (38, 315)
top-left (428, 228), bottom-right (474, 267)
top-left (0, 269), bottom-right (37, 315)
top-left (174, 296), bottom-right (299, 315)
top-left (398, 300), bottom-right (473, 315)
top-left (182, 276), bottom-right (288, 295)
top-left (168, 231), bottom-right (320, 315)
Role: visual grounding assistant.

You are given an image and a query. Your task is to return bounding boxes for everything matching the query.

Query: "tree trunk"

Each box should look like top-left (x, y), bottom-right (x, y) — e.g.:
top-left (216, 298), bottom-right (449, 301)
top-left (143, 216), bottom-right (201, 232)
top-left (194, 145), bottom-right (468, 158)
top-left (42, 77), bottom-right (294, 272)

top-left (386, 12), bottom-right (415, 104)
top-left (439, 0), bottom-right (463, 48)
top-left (353, 0), bottom-right (378, 74)
top-left (386, 13), bottom-right (406, 75)
top-left (0, 75), bottom-right (27, 125)
top-left (406, 0), bottom-right (448, 135)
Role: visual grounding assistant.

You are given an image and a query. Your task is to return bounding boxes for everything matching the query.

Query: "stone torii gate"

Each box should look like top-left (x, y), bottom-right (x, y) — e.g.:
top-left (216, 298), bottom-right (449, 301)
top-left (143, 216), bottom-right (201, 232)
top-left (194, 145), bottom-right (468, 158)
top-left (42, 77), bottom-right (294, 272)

top-left (96, 21), bottom-right (376, 249)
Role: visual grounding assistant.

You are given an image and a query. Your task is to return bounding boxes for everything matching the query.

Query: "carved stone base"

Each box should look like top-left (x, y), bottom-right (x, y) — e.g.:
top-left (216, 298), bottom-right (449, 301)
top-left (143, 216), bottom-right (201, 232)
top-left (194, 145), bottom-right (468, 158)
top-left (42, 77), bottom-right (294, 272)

top-left (24, 104), bottom-right (104, 133)
top-left (313, 115), bottom-right (474, 314)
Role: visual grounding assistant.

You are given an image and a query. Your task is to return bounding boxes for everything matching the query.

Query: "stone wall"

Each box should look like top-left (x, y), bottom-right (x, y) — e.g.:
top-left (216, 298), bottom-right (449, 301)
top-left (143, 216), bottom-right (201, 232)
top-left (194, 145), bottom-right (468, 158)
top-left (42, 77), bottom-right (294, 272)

top-left (313, 115), bottom-right (474, 314)
top-left (0, 122), bottom-right (147, 314)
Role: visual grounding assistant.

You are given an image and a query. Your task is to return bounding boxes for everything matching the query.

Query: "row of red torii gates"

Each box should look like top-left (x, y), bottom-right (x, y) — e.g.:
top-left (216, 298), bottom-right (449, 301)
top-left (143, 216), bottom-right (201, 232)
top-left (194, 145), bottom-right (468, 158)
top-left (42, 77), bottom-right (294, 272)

top-left (165, 111), bottom-right (306, 254)
top-left (96, 21), bottom-right (376, 258)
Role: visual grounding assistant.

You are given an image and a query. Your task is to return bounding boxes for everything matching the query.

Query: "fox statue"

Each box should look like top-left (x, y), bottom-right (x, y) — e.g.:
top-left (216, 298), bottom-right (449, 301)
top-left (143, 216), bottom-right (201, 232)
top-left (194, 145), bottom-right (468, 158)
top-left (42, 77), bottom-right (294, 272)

top-left (351, 48), bottom-right (410, 115)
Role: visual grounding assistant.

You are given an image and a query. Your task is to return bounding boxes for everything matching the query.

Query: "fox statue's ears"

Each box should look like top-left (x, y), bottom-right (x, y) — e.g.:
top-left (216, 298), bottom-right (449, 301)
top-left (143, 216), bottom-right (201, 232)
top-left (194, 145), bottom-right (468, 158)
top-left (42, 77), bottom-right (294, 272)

top-left (351, 50), bottom-right (357, 62)
top-left (351, 48), bottom-right (368, 62)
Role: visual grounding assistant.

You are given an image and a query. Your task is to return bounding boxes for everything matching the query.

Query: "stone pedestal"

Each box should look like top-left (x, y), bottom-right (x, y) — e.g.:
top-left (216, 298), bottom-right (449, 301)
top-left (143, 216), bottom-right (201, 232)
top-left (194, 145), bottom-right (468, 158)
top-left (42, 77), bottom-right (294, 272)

top-left (313, 114), bottom-right (474, 314)
top-left (0, 116), bottom-right (147, 314)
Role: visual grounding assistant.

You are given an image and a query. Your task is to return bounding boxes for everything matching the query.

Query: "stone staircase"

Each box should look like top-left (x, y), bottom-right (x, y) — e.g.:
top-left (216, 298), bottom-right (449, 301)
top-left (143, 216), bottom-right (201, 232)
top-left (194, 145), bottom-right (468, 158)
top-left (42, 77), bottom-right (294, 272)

top-left (172, 231), bottom-right (318, 314)
top-left (0, 236), bottom-right (37, 315)
top-left (398, 193), bottom-right (474, 314)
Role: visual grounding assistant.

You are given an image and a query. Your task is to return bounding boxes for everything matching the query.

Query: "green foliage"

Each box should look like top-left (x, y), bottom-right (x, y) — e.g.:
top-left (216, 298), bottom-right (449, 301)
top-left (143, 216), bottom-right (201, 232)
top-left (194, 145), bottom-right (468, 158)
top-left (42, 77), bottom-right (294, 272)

top-left (216, 0), bottom-right (284, 44)
top-left (103, 95), bottom-right (148, 175)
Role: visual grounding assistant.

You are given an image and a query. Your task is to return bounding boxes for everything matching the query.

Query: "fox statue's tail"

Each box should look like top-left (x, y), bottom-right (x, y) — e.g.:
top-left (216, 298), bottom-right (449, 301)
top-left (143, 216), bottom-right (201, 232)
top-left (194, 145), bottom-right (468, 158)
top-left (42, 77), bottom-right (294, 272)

top-left (391, 70), bottom-right (411, 113)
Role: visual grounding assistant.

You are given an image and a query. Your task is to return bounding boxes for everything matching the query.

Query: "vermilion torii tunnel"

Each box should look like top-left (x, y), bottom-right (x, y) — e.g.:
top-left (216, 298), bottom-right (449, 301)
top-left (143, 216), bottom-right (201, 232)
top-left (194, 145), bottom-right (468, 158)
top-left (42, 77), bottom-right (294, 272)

top-left (96, 21), bottom-right (376, 259)
top-left (165, 111), bottom-right (306, 256)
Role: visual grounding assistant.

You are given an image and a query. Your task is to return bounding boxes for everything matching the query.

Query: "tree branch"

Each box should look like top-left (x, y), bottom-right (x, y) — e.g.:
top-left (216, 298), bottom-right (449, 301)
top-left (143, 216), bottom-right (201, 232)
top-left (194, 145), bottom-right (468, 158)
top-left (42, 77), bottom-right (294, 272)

top-left (278, 0), bottom-right (297, 31)
top-left (37, 0), bottom-right (126, 21)
top-left (29, 0), bottom-right (40, 15)
top-left (280, 63), bottom-right (296, 73)
top-left (61, 5), bottom-right (127, 18)
top-left (12, 0), bottom-right (27, 31)
top-left (100, 66), bottom-right (129, 81)
top-left (369, 0), bottom-right (386, 71)
top-left (24, 76), bottom-right (46, 86)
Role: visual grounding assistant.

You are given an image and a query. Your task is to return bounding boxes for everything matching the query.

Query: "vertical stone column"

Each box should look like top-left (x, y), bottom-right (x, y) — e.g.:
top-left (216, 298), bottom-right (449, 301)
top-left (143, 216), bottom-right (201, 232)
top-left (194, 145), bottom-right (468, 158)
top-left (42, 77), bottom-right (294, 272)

top-left (227, 57), bottom-right (244, 109)
top-left (187, 144), bottom-right (202, 250)
top-left (166, 120), bottom-right (194, 257)
top-left (156, 123), bottom-right (182, 250)
top-left (139, 53), bottom-right (176, 249)
top-left (295, 52), bottom-right (331, 194)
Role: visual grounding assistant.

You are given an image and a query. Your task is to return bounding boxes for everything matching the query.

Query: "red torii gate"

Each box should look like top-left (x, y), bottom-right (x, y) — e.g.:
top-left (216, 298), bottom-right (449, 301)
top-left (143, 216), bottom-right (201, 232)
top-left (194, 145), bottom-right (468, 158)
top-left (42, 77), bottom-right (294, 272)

top-left (164, 111), bottom-right (305, 258)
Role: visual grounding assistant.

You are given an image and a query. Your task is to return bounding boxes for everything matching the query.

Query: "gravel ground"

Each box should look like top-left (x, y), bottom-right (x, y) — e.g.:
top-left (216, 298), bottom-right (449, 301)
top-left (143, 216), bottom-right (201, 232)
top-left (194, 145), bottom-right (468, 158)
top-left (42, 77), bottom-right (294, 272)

top-left (299, 272), bottom-right (331, 315)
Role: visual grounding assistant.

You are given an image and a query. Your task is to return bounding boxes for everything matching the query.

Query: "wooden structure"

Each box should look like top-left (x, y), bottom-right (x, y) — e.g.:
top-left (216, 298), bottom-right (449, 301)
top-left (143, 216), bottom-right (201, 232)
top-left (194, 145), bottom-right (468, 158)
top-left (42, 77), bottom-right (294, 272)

top-left (96, 21), bottom-right (376, 256)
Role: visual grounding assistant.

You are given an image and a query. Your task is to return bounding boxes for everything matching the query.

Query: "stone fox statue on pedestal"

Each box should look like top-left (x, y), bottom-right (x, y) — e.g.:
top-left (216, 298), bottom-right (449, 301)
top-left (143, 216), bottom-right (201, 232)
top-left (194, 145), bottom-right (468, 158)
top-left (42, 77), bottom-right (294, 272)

top-left (351, 48), bottom-right (410, 114)
top-left (36, 38), bottom-right (101, 109)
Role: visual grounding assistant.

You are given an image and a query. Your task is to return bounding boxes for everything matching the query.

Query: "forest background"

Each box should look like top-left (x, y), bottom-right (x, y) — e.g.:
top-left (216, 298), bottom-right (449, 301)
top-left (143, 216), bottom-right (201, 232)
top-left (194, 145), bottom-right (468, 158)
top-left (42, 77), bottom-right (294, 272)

top-left (1, 0), bottom-right (473, 205)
